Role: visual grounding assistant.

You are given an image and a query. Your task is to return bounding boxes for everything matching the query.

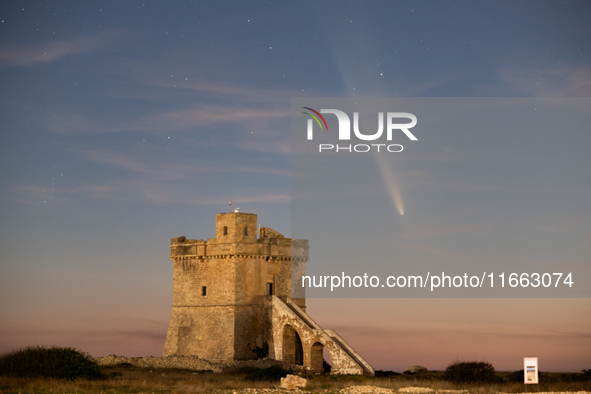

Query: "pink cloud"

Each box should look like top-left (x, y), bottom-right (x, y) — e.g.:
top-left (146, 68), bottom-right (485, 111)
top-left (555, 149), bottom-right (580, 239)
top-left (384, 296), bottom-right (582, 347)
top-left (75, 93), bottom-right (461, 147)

top-left (0, 31), bottom-right (124, 67)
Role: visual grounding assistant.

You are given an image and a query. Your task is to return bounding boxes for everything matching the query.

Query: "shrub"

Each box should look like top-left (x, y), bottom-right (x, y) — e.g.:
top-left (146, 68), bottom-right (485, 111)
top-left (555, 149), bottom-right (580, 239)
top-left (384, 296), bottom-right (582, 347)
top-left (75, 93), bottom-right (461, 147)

top-left (243, 365), bottom-right (290, 381)
top-left (327, 373), bottom-right (368, 381)
top-left (580, 369), bottom-right (591, 381)
top-left (507, 369), bottom-right (525, 383)
top-left (444, 361), bottom-right (497, 384)
top-left (375, 370), bottom-right (401, 377)
top-left (0, 346), bottom-right (104, 380)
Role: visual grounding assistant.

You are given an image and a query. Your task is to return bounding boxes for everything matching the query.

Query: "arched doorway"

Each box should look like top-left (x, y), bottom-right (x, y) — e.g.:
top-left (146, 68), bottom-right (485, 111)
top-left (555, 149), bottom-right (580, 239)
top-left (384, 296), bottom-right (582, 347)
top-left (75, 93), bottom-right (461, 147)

top-left (282, 325), bottom-right (303, 365)
top-left (310, 342), bottom-right (324, 373)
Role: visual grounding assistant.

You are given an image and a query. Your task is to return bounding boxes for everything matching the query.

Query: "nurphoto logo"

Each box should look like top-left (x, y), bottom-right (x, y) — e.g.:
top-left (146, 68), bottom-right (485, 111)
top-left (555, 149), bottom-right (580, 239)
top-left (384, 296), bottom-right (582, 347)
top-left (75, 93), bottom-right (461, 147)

top-left (303, 107), bottom-right (418, 153)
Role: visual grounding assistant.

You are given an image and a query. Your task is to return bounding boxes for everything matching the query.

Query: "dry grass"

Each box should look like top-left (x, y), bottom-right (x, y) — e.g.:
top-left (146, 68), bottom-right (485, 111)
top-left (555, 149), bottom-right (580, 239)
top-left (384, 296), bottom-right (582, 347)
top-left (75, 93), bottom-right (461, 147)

top-left (0, 366), bottom-right (589, 394)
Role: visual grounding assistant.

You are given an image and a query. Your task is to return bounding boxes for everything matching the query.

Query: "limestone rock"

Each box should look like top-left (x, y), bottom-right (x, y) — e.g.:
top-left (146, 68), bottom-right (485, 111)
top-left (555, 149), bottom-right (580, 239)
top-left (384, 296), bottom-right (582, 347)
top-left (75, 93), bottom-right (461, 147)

top-left (398, 387), bottom-right (433, 394)
top-left (340, 386), bottom-right (394, 394)
top-left (404, 365), bottom-right (428, 374)
top-left (280, 374), bottom-right (307, 390)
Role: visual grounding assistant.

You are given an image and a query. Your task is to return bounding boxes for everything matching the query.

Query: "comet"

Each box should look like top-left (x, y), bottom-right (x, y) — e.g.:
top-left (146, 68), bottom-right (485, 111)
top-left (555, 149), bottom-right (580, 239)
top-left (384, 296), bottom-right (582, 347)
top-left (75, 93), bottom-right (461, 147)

top-left (373, 153), bottom-right (404, 216)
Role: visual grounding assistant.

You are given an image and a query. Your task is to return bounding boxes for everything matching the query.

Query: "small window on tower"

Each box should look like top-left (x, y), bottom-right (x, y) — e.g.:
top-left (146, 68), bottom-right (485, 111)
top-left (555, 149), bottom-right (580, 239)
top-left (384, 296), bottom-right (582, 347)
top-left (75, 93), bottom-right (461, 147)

top-left (244, 227), bottom-right (248, 236)
top-left (202, 286), bottom-right (207, 296)
top-left (223, 226), bottom-right (228, 236)
top-left (266, 283), bottom-right (273, 296)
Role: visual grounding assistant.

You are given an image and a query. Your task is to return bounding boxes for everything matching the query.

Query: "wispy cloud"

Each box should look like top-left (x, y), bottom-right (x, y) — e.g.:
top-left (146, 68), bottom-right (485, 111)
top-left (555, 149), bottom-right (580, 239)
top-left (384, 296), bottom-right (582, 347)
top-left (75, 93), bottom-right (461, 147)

top-left (0, 327), bottom-right (166, 341)
top-left (498, 66), bottom-right (591, 97)
top-left (8, 180), bottom-right (290, 206)
top-left (44, 104), bottom-right (292, 156)
top-left (3, 145), bottom-right (290, 207)
top-left (82, 150), bottom-right (290, 178)
top-left (0, 31), bottom-right (124, 67)
top-left (238, 138), bottom-right (291, 155)
top-left (156, 105), bottom-right (290, 129)
top-left (45, 104), bottom-right (290, 134)
top-left (82, 150), bottom-right (202, 181)
top-left (137, 77), bottom-right (297, 104)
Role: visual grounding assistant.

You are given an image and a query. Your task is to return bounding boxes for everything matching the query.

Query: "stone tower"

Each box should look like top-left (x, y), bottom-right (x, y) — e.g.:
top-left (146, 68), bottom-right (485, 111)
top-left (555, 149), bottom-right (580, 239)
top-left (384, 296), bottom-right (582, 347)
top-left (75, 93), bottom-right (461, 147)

top-left (164, 212), bottom-right (307, 362)
top-left (164, 212), bottom-right (374, 375)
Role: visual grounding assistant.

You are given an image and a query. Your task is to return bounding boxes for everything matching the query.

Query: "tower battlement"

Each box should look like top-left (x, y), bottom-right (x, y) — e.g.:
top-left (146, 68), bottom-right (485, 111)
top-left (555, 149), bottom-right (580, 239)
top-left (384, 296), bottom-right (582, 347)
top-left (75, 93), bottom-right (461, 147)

top-left (171, 213), bottom-right (308, 261)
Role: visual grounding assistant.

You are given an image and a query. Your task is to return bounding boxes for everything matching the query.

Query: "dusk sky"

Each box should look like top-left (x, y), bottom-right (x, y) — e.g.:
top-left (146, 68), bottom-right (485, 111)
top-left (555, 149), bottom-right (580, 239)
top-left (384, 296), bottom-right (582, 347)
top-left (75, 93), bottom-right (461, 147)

top-left (1, 1), bottom-right (590, 372)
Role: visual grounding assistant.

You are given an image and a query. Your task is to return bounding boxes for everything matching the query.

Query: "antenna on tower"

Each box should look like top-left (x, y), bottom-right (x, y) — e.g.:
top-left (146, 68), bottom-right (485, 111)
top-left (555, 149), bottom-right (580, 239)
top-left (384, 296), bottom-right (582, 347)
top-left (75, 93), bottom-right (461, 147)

top-left (229, 200), bottom-right (233, 212)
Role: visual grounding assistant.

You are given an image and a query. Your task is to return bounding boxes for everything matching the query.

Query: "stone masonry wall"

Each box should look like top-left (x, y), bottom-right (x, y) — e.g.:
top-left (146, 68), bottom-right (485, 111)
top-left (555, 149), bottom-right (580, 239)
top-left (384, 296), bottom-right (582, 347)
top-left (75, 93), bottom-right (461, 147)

top-left (163, 212), bottom-right (309, 364)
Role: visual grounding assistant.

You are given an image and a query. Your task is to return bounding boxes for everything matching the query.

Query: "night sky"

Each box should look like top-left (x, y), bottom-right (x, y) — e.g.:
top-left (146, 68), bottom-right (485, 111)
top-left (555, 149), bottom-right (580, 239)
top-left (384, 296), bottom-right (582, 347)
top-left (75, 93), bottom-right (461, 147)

top-left (1, 1), bottom-right (590, 372)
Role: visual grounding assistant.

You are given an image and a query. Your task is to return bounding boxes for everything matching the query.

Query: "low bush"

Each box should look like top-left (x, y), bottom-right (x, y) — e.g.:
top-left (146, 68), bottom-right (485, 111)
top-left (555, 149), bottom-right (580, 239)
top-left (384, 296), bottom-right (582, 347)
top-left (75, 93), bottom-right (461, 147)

top-left (242, 365), bottom-right (290, 381)
top-left (444, 361), bottom-right (497, 384)
top-left (326, 373), bottom-right (368, 382)
top-left (0, 346), bottom-right (104, 380)
top-left (375, 370), bottom-right (401, 377)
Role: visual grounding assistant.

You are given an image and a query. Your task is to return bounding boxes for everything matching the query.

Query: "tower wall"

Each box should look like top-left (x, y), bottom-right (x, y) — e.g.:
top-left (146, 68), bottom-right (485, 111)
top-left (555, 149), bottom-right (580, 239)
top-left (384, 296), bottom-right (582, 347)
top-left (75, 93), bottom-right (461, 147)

top-left (163, 212), bottom-right (308, 362)
top-left (215, 212), bottom-right (258, 243)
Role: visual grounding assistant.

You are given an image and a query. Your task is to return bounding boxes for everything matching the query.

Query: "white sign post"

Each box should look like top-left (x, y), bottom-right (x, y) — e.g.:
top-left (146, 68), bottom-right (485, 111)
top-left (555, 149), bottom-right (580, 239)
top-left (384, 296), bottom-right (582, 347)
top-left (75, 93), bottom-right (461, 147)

top-left (523, 357), bottom-right (539, 392)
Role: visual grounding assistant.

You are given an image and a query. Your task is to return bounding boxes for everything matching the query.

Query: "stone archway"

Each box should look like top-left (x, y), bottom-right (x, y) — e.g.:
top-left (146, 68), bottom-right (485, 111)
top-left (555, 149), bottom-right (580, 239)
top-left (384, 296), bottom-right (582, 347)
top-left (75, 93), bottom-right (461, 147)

top-left (282, 325), bottom-right (303, 365)
top-left (310, 342), bottom-right (324, 373)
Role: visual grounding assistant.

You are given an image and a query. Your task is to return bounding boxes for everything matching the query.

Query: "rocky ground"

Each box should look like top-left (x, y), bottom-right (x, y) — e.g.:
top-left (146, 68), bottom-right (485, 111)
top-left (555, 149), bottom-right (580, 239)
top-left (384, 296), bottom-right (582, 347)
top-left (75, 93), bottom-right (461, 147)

top-left (95, 354), bottom-right (221, 372)
top-left (94, 355), bottom-right (308, 374)
top-left (14, 359), bottom-right (584, 394)
top-left (156, 388), bottom-right (589, 394)
top-left (338, 388), bottom-right (589, 394)
top-left (212, 389), bottom-right (588, 394)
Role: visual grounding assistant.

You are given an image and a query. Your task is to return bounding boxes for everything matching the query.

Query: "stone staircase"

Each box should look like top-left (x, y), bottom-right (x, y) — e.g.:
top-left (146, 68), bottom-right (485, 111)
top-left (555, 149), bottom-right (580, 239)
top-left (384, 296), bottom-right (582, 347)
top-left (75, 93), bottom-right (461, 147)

top-left (267, 295), bottom-right (374, 376)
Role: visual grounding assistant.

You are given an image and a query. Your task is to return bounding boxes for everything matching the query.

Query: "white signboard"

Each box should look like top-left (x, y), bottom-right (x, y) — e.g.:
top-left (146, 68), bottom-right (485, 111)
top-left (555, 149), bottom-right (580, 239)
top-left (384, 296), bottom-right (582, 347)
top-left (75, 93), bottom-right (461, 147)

top-left (524, 357), bottom-right (539, 384)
